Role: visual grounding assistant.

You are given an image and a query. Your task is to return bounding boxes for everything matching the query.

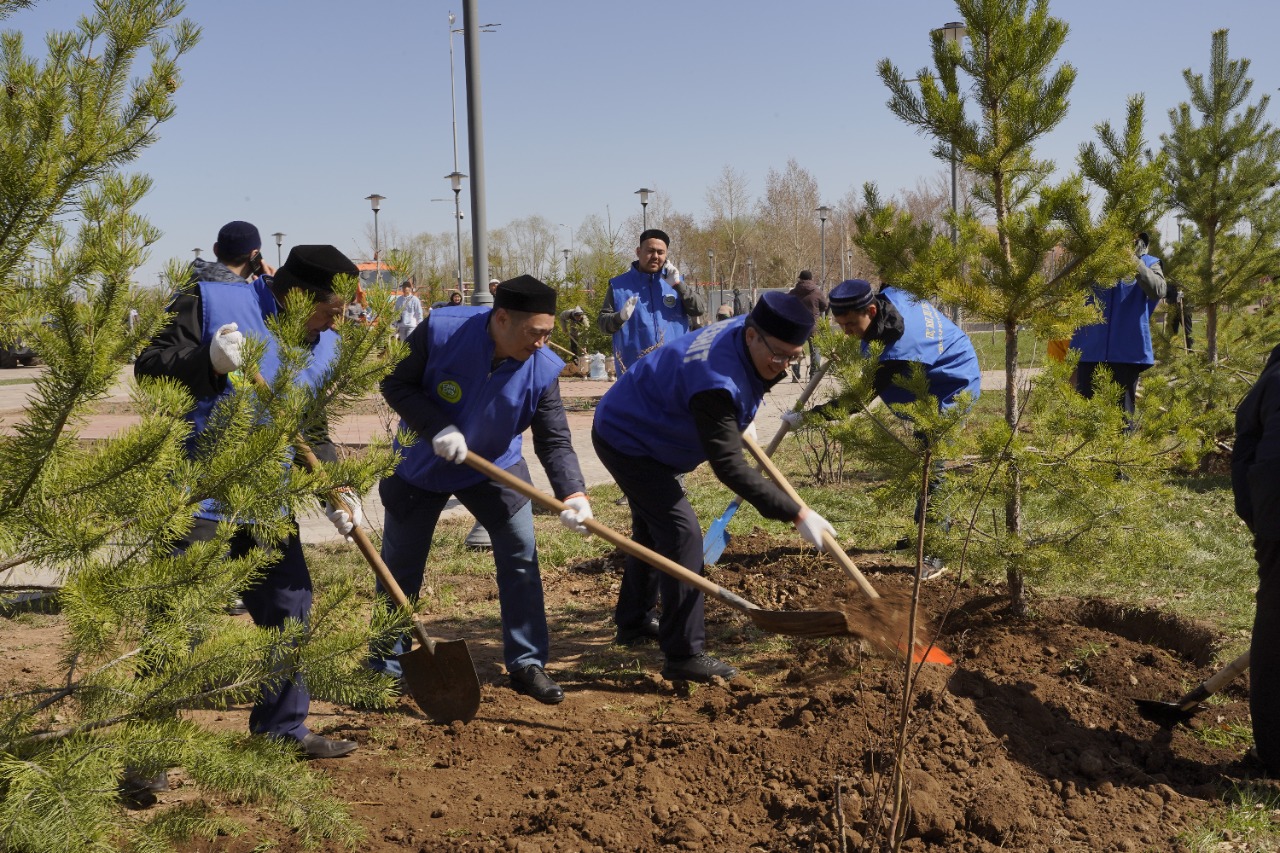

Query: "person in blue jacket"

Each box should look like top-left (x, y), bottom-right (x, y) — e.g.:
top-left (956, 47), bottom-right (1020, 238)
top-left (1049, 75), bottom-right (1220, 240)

top-left (372, 275), bottom-right (593, 706)
top-left (1232, 342), bottom-right (1280, 776)
top-left (593, 291), bottom-right (838, 683)
top-left (135, 232), bottom-right (364, 781)
top-left (784, 278), bottom-right (982, 578)
top-left (1069, 232), bottom-right (1167, 429)
top-left (596, 228), bottom-right (705, 376)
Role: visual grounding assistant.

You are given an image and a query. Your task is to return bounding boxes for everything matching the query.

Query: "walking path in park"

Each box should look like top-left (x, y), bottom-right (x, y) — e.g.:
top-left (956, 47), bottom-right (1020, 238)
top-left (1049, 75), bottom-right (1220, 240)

top-left (0, 363), bottom-right (1027, 590)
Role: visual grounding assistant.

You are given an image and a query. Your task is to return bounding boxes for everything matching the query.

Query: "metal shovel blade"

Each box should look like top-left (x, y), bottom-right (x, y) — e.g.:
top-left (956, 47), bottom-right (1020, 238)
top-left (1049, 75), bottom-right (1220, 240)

top-left (702, 498), bottom-right (742, 566)
top-left (399, 636), bottom-right (481, 724)
top-left (1133, 650), bottom-right (1250, 728)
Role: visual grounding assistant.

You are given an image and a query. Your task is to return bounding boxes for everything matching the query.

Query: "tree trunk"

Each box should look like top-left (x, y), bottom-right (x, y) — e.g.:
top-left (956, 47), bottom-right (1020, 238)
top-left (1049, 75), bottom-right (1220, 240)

top-left (1206, 302), bottom-right (1219, 364)
top-left (1004, 318), bottom-right (1026, 613)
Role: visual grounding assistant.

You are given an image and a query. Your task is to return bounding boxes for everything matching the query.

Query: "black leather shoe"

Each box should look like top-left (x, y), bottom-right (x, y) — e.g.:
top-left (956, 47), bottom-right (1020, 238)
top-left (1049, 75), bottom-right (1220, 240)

top-left (661, 653), bottom-right (738, 683)
top-left (300, 732), bottom-right (358, 759)
top-left (614, 614), bottom-right (660, 646)
top-left (120, 768), bottom-right (168, 808)
top-left (509, 664), bottom-right (565, 705)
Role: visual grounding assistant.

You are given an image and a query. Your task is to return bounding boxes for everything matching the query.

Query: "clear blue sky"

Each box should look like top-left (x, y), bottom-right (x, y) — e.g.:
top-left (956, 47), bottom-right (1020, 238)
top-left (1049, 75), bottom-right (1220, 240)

top-left (9, 1), bottom-right (1280, 288)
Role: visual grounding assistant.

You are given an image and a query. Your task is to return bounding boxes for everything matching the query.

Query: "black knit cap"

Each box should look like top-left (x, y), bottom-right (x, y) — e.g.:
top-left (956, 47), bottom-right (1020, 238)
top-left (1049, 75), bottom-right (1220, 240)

top-left (494, 274), bottom-right (557, 315)
top-left (798, 269), bottom-right (813, 281)
top-left (829, 279), bottom-right (875, 314)
top-left (273, 245), bottom-right (359, 295)
top-left (215, 220), bottom-right (261, 258)
top-left (750, 291), bottom-right (815, 345)
top-left (639, 228), bottom-right (670, 247)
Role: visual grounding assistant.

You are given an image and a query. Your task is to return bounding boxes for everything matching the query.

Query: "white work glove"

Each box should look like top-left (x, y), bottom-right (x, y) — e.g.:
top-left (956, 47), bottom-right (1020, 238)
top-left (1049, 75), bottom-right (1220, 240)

top-left (558, 493), bottom-right (594, 536)
top-left (432, 425), bottom-right (468, 464)
top-left (781, 410), bottom-right (806, 430)
top-left (743, 421), bottom-right (758, 443)
top-left (663, 261), bottom-right (683, 284)
top-left (323, 491), bottom-right (363, 541)
top-left (209, 322), bottom-right (244, 375)
top-left (794, 508), bottom-right (836, 552)
top-left (617, 294), bottom-right (639, 324)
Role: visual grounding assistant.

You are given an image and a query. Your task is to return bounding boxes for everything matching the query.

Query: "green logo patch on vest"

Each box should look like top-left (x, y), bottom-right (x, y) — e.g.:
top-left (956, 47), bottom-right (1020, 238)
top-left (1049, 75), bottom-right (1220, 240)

top-left (437, 380), bottom-right (463, 404)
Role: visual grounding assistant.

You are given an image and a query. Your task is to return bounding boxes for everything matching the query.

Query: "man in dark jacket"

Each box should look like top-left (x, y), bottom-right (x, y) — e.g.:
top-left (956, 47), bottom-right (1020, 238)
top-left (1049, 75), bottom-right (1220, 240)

top-left (1232, 343), bottom-right (1280, 776)
top-left (787, 270), bottom-right (828, 383)
top-left (135, 226), bottom-right (362, 765)
top-left (593, 292), bottom-right (836, 683)
top-left (372, 275), bottom-right (593, 705)
top-left (597, 229), bottom-right (704, 375)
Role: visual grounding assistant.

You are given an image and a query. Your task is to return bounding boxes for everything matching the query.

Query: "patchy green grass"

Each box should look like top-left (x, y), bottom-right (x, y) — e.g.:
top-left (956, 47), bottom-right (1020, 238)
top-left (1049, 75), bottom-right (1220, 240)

top-left (1189, 721), bottom-right (1255, 751)
top-left (965, 327), bottom-right (1045, 371)
top-left (1181, 784), bottom-right (1280, 852)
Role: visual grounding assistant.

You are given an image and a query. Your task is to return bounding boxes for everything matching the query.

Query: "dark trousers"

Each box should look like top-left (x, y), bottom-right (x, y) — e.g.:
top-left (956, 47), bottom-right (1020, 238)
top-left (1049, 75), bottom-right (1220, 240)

top-left (181, 517), bottom-right (313, 741)
top-left (1253, 538), bottom-right (1280, 774)
top-left (593, 429), bottom-right (705, 658)
top-left (1076, 361), bottom-right (1147, 432)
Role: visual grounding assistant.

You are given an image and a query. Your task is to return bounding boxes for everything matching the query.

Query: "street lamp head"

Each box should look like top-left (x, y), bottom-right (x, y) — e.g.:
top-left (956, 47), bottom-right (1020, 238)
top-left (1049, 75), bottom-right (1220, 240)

top-left (634, 187), bottom-right (653, 207)
top-left (192, 248), bottom-right (202, 258)
top-left (939, 21), bottom-right (967, 43)
top-left (816, 205), bottom-right (831, 222)
top-left (272, 231), bottom-right (284, 246)
top-left (446, 171), bottom-right (468, 192)
top-left (707, 249), bottom-right (715, 259)
top-left (365, 193), bottom-right (385, 212)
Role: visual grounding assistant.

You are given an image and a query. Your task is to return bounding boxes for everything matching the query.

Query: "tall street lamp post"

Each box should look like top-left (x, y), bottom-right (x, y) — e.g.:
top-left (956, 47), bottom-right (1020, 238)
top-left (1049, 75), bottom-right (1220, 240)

top-left (271, 232), bottom-right (285, 267)
top-left (365, 194), bottom-right (384, 287)
top-left (635, 187), bottom-right (652, 230)
top-left (746, 257), bottom-right (754, 305)
top-left (562, 248), bottom-right (570, 280)
top-left (816, 205), bottom-right (831, 291)
top-left (845, 248), bottom-right (854, 282)
top-left (445, 172), bottom-right (468, 295)
top-left (707, 249), bottom-right (718, 312)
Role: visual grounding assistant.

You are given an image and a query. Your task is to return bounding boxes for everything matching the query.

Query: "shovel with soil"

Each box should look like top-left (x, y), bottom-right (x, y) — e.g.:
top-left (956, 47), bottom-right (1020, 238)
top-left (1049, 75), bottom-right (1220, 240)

top-left (740, 432), bottom-right (953, 665)
top-left (462, 451), bottom-right (934, 652)
top-left (1134, 650), bottom-right (1250, 727)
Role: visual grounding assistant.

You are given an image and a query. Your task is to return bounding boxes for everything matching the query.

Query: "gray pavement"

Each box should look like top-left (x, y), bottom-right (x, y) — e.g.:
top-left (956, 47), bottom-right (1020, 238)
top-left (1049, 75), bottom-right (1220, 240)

top-left (0, 364), bottom-right (1029, 588)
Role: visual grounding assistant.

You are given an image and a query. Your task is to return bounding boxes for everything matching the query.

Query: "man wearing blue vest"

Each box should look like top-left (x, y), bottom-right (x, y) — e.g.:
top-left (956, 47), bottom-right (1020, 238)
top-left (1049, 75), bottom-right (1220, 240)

top-left (135, 226), bottom-right (362, 771)
top-left (372, 275), bottom-right (592, 705)
top-left (593, 291), bottom-right (837, 683)
top-left (784, 279), bottom-right (982, 579)
top-left (1069, 232), bottom-right (1167, 430)
top-left (597, 228), bottom-right (705, 376)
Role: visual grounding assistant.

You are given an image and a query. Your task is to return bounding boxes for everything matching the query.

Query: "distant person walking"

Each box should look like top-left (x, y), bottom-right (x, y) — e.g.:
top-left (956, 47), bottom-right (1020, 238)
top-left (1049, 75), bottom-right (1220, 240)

top-left (393, 281), bottom-right (423, 342)
top-left (787, 270), bottom-right (828, 383)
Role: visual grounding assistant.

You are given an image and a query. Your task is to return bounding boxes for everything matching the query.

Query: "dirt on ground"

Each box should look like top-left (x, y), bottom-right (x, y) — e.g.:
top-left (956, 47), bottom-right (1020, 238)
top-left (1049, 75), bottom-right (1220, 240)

top-left (2, 529), bottom-right (1271, 852)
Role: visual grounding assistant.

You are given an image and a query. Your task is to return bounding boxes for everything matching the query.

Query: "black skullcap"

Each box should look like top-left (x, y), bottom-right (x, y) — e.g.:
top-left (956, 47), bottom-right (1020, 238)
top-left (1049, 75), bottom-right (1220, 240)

top-left (829, 279), bottom-right (875, 314)
top-left (215, 220), bottom-right (262, 258)
top-left (639, 228), bottom-right (670, 247)
top-left (273, 245), bottom-right (358, 295)
top-left (494, 274), bottom-right (557, 315)
top-left (798, 269), bottom-right (813, 281)
top-left (750, 291), bottom-right (815, 345)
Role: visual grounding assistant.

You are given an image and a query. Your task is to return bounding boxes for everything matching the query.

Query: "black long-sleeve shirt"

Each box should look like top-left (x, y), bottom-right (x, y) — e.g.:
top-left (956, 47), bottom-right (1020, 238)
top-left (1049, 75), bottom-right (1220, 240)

top-left (380, 321), bottom-right (586, 500)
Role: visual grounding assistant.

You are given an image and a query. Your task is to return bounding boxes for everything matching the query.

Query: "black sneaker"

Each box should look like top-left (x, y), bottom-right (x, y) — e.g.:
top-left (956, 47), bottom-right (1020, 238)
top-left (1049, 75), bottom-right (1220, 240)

top-left (509, 663), bottom-right (565, 705)
top-left (661, 653), bottom-right (738, 683)
top-left (920, 556), bottom-right (949, 581)
top-left (225, 596), bottom-right (248, 616)
top-left (614, 614), bottom-right (660, 646)
top-left (299, 732), bottom-right (358, 759)
top-left (120, 768), bottom-right (168, 808)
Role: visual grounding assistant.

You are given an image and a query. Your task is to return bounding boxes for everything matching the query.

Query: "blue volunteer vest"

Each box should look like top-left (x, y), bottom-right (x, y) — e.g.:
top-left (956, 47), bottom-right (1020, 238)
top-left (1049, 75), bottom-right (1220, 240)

top-left (393, 306), bottom-right (566, 493)
top-left (595, 317), bottom-right (763, 472)
top-left (871, 288), bottom-right (981, 412)
top-left (609, 263), bottom-right (691, 374)
top-left (189, 278), bottom-right (339, 520)
top-left (1069, 254), bottom-right (1162, 366)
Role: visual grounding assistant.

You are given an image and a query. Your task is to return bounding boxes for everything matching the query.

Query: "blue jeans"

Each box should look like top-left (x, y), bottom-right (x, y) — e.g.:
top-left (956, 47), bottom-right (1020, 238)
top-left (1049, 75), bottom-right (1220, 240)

top-left (371, 474), bottom-right (548, 676)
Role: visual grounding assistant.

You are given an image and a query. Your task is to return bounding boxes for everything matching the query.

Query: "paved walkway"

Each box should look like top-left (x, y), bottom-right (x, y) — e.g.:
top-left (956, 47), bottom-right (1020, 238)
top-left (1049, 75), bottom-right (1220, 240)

top-left (0, 364), bottom-right (1029, 588)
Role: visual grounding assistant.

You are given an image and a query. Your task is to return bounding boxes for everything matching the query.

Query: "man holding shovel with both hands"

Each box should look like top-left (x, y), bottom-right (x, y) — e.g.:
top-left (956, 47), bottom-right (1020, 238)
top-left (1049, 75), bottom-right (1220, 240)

top-left (592, 291), bottom-right (838, 683)
top-left (371, 275), bottom-right (593, 705)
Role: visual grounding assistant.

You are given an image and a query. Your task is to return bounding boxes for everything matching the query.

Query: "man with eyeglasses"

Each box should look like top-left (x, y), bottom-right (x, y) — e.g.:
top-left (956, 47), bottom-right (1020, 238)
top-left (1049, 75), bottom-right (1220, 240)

top-left (783, 278), bottom-right (980, 579)
top-left (371, 275), bottom-right (593, 706)
top-left (592, 291), bottom-right (838, 683)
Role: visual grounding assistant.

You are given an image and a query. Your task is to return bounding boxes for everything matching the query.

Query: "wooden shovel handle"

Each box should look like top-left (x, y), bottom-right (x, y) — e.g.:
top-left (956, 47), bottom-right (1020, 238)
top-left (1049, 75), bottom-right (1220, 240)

top-left (740, 432), bottom-right (880, 600)
top-left (461, 452), bottom-right (760, 614)
top-left (252, 373), bottom-right (434, 651)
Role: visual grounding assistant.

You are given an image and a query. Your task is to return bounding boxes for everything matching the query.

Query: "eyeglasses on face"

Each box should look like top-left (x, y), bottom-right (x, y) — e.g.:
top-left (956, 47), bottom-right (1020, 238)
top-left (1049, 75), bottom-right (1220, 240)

top-left (758, 333), bottom-right (802, 366)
